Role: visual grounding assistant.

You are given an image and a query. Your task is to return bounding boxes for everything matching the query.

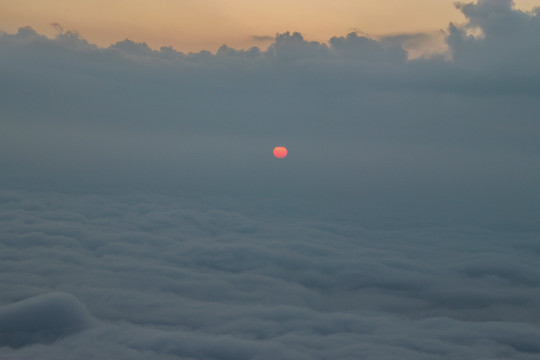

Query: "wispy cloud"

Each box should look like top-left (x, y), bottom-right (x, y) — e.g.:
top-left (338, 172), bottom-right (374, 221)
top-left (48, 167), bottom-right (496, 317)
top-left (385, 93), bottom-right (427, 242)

top-left (250, 35), bottom-right (274, 42)
top-left (50, 21), bottom-right (64, 34)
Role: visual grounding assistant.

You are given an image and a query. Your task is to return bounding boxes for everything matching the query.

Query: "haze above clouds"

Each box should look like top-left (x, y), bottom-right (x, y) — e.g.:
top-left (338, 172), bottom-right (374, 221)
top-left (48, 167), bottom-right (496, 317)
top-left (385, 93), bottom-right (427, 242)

top-left (1, 1), bottom-right (540, 359)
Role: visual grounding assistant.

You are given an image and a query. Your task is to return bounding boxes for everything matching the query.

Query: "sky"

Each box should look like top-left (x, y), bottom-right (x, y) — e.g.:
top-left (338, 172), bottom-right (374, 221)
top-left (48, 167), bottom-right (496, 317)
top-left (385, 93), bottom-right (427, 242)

top-left (1, 0), bottom-right (540, 51)
top-left (1, 0), bottom-right (540, 359)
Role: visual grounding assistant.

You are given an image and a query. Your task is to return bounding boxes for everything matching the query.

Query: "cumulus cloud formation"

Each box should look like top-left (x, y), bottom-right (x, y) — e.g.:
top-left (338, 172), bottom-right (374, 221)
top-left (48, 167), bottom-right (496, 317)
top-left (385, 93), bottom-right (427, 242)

top-left (448, 0), bottom-right (540, 75)
top-left (1, 1), bottom-right (540, 358)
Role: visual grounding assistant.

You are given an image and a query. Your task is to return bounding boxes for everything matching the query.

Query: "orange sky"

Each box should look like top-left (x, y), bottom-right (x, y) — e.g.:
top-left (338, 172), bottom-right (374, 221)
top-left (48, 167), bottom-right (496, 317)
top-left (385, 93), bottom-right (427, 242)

top-left (1, 0), bottom-right (539, 52)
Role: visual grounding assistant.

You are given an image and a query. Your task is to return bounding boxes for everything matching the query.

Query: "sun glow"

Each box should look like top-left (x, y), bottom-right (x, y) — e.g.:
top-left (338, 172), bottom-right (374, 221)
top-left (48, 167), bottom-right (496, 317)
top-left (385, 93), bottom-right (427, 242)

top-left (273, 146), bottom-right (288, 159)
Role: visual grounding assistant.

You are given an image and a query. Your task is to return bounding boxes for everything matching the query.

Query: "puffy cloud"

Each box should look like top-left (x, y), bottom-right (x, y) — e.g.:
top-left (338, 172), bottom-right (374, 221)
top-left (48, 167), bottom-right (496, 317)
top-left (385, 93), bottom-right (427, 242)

top-left (265, 32), bottom-right (329, 62)
top-left (329, 32), bottom-right (407, 63)
top-left (0, 292), bottom-right (94, 348)
top-left (381, 31), bottom-right (450, 59)
top-left (110, 39), bottom-right (156, 56)
top-left (448, 0), bottom-right (540, 76)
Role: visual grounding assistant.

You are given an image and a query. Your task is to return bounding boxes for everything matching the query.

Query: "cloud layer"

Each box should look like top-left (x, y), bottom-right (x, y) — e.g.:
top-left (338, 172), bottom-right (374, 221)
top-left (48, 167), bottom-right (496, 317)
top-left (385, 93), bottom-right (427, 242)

top-left (1, 190), bottom-right (540, 359)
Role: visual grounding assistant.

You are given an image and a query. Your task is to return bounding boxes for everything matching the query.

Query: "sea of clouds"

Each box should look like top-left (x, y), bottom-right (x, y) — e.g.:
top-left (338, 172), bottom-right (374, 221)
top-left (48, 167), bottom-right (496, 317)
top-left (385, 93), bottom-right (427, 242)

top-left (1, 190), bottom-right (540, 359)
top-left (1, 0), bottom-right (540, 358)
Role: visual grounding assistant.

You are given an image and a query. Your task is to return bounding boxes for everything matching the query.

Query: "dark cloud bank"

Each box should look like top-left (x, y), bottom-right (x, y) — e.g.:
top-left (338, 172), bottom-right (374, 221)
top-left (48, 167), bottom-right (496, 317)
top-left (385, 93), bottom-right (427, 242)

top-left (1, 1), bottom-right (540, 358)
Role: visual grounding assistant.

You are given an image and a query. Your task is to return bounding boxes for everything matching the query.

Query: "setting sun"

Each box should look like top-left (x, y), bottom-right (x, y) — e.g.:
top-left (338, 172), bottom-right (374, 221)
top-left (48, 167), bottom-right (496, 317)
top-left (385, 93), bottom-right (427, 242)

top-left (273, 146), bottom-right (288, 159)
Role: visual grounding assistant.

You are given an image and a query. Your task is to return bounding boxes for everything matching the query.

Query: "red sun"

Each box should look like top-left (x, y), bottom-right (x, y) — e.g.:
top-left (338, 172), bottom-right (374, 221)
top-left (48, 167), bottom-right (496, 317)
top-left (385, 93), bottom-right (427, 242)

top-left (273, 146), bottom-right (288, 159)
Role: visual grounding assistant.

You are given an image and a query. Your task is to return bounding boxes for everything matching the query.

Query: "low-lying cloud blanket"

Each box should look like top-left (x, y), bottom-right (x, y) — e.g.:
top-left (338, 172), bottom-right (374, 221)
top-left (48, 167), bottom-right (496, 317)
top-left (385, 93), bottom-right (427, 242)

top-left (1, 191), bottom-right (540, 359)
